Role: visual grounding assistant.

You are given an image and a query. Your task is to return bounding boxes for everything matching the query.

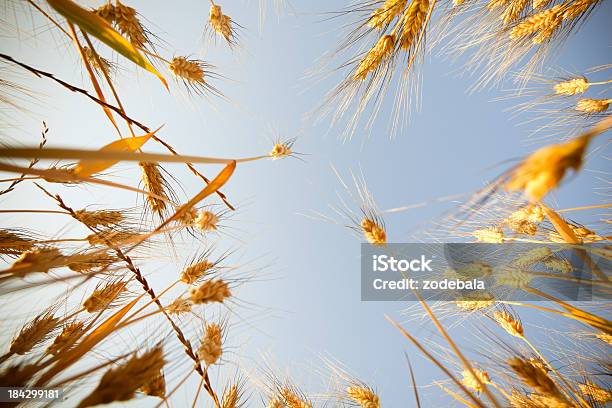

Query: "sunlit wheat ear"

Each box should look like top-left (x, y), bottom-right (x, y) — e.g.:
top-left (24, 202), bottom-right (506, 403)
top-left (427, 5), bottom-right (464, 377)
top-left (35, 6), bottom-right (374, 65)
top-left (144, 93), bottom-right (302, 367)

top-left (67, 251), bottom-right (117, 274)
top-left (562, 0), bottom-right (601, 20)
top-left (221, 383), bottom-right (243, 408)
top-left (74, 209), bottom-right (124, 228)
top-left (543, 256), bottom-right (572, 273)
top-left (553, 77), bottom-right (590, 95)
top-left (94, 1), bottom-right (115, 23)
top-left (267, 397), bottom-right (285, 408)
top-left (10, 247), bottom-right (65, 276)
top-left (354, 34), bottom-right (396, 81)
top-left (269, 140), bottom-right (294, 160)
top-left (548, 223), bottom-right (604, 243)
top-left (576, 98), bottom-right (611, 113)
top-left (368, 0), bottom-right (408, 29)
top-left (175, 205), bottom-right (198, 226)
top-left (82, 46), bottom-right (114, 76)
top-left (77, 345), bottom-right (165, 408)
top-left (505, 132), bottom-right (593, 201)
top-left (9, 311), bottom-right (59, 355)
top-left (87, 229), bottom-right (142, 246)
top-left (532, 0), bottom-right (553, 9)
top-left (509, 5), bottom-right (563, 44)
top-left (46, 321), bottom-right (85, 356)
top-left (180, 254), bottom-right (216, 284)
top-left (346, 385), bottom-right (381, 408)
top-left (501, 0), bottom-right (531, 25)
top-left (209, 3), bottom-right (236, 46)
top-left (460, 367), bottom-right (492, 393)
top-left (197, 322), bottom-right (223, 366)
top-left (82, 280), bottom-right (128, 313)
top-left (506, 205), bottom-right (544, 235)
top-left (165, 296), bottom-right (192, 315)
top-left (168, 56), bottom-right (218, 95)
top-left (472, 226), bottom-right (504, 243)
top-left (512, 247), bottom-right (552, 268)
top-left (508, 357), bottom-right (567, 404)
top-left (139, 162), bottom-right (170, 219)
top-left (279, 387), bottom-right (312, 408)
top-left (579, 381), bottom-right (612, 404)
top-left (196, 210), bottom-right (219, 231)
top-left (113, 0), bottom-right (149, 47)
top-left (399, 0), bottom-right (429, 50)
top-left (455, 293), bottom-right (495, 311)
top-left (494, 310), bottom-right (524, 338)
top-left (360, 217), bottom-right (387, 246)
top-left (190, 279), bottom-right (231, 304)
top-left (495, 267), bottom-right (533, 289)
top-left (140, 370), bottom-right (166, 398)
top-left (0, 229), bottom-right (35, 257)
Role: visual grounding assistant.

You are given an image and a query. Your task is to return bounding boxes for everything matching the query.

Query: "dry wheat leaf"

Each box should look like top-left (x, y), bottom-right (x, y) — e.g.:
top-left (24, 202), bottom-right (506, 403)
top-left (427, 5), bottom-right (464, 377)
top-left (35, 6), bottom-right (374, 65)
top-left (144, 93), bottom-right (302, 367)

top-left (46, 0), bottom-right (168, 89)
top-left (74, 127), bottom-right (161, 177)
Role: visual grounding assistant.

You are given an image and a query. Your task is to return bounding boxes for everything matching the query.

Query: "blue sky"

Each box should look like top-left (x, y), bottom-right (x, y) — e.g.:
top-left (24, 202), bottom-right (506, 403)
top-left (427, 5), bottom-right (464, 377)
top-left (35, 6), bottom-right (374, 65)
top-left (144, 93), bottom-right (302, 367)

top-left (1, 0), bottom-right (611, 406)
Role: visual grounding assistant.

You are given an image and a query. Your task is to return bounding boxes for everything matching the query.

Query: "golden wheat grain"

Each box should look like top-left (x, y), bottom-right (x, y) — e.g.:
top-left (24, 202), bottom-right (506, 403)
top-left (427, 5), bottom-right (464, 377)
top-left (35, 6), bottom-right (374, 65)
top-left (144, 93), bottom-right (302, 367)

top-left (113, 0), bottom-right (148, 47)
top-left (368, 0), bottom-right (408, 29)
top-left (267, 398), bottom-right (285, 408)
top-left (488, 0), bottom-right (511, 10)
top-left (9, 311), bottom-right (59, 355)
top-left (553, 77), bottom-right (590, 95)
top-left (139, 162), bottom-right (169, 218)
top-left (140, 371), bottom-right (166, 398)
top-left (190, 279), bottom-right (231, 304)
top-left (354, 34), bottom-right (396, 81)
top-left (77, 345), bottom-right (165, 407)
top-left (82, 46), bottom-right (113, 75)
top-left (495, 267), bottom-right (533, 289)
top-left (46, 321), bottom-right (84, 356)
top-left (494, 310), bottom-right (525, 337)
top-left (165, 297), bottom-right (192, 315)
top-left (346, 385), bottom-right (381, 408)
top-left (563, 0), bottom-right (599, 20)
top-left (0, 229), bottom-right (34, 255)
top-left (360, 217), bottom-right (387, 245)
top-left (209, 4), bottom-right (234, 43)
top-left (86, 229), bottom-right (140, 246)
top-left (579, 381), bottom-right (612, 403)
top-left (501, 0), bottom-right (531, 24)
top-left (169, 57), bottom-right (206, 84)
top-left (460, 368), bottom-right (491, 393)
top-left (195, 210), bottom-right (219, 231)
top-left (280, 387), bottom-right (312, 408)
top-left (67, 252), bottom-right (116, 273)
top-left (10, 247), bottom-right (65, 276)
top-left (221, 384), bottom-right (240, 408)
top-left (198, 322), bottom-right (223, 366)
top-left (508, 357), bottom-right (566, 402)
top-left (505, 132), bottom-right (593, 201)
top-left (399, 0), bottom-right (429, 50)
top-left (548, 223), bottom-right (603, 243)
top-left (94, 1), bottom-right (116, 23)
top-left (533, 0), bottom-right (553, 8)
top-left (543, 257), bottom-right (572, 273)
top-left (82, 281), bottom-right (127, 313)
top-left (509, 5), bottom-right (562, 41)
top-left (180, 259), bottom-right (214, 284)
top-left (455, 292), bottom-right (495, 311)
top-left (512, 247), bottom-right (552, 268)
top-left (74, 209), bottom-right (124, 228)
top-left (576, 98), bottom-right (611, 113)
top-left (472, 226), bottom-right (504, 243)
top-left (176, 205), bottom-right (198, 226)
top-left (269, 142), bottom-right (292, 159)
top-left (506, 205), bottom-right (544, 235)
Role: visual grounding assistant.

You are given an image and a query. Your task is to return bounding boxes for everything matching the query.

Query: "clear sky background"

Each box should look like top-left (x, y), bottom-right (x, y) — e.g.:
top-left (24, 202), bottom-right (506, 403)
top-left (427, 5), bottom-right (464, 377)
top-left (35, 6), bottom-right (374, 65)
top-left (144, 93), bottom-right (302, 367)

top-left (1, 0), bottom-right (611, 406)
